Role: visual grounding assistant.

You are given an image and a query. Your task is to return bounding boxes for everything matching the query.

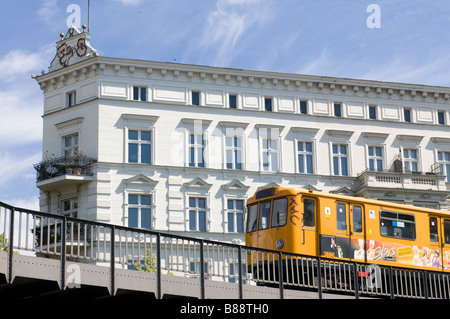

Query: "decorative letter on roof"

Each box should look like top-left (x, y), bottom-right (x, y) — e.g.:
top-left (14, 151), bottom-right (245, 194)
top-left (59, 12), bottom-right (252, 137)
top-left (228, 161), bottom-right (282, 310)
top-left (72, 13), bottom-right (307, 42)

top-left (49, 26), bottom-right (98, 72)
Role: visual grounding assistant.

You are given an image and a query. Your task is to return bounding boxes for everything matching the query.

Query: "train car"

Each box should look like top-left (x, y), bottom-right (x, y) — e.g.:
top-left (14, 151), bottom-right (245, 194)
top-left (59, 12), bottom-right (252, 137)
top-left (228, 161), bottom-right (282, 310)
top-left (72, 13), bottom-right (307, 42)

top-left (245, 186), bottom-right (450, 273)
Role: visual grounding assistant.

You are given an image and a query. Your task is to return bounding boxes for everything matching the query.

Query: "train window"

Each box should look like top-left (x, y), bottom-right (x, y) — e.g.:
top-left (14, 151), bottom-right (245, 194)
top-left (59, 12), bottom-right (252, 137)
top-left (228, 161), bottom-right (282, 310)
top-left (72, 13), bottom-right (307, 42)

top-left (259, 201), bottom-right (271, 230)
top-left (429, 217), bottom-right (438, 243)
top-left (246, 204), bottom-right (258, 233)
top-left (444, 220), bottom-right (450, 245)
top-left (256, 188), bottom-right (275, 199)
top-left (336, 203), bottom-right (347, 231)
top-left (303, 199), bottom-right (315, 227)
top-left (353, 206), bottom-right (362, 233)
top-left (271, 198), bottom-right (287, 227)
top-left (380, 210), bottom-right (416, 240)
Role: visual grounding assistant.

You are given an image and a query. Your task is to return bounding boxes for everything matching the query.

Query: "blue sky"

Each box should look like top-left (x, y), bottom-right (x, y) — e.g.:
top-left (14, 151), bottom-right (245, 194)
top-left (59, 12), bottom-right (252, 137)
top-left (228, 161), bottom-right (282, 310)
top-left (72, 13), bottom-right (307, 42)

top-left (1, 0), bottom-right (450, 210)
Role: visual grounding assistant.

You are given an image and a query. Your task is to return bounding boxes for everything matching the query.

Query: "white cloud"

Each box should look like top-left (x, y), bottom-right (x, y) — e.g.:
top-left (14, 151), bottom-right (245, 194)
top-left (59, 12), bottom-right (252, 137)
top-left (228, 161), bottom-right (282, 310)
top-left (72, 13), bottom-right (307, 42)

top-left (111, 0), bottom-right (143, 6)
top-left (37, 0), bottom-right (59, 23)
top-left (0, 87), bottom-right (43, 146)
top-left (0, 45), bottom-right (52, 146)
top-left (0, 45), bottom-right (53, 82)
top-left (0, 151), bottom-right (41, 190)
top-left (197, 0), bottom-right (273, 66)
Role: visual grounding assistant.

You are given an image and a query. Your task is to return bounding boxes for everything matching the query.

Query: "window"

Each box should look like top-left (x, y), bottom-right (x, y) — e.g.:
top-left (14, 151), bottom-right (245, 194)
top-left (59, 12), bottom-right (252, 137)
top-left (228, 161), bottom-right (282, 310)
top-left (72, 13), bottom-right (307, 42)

top-left (300, 100), bottom-right (308, 114)
top-left (246, 204), bottom-right (258, 233)
top-left (128, 130), bottom-right (152, 164)
top-left (189, 197), bottom-right (206, 231)
top-left (229, 94), bottom-right (237, 109)
top-left (258, 201), bottom-right (271, 230)
top-left (192, 91), bottom-right (200, 106)
top-left (438, 151), bottom-right (450, 182)
top-left (404, 108), bottom-right (411, 122)
top-left (189, 132), bottom-right (205, 167)
top-left (336, 203), bottom-right (346, 231)
top-left (353, 206), bottom-right (362, 233)
top-left (444, 220), bottom-right (450, 245)
top-left (62, 198), bottom-right (78, 218)
top-left (403, 149), bottom-right (418, 172)
top-left (332, 144), bottom-right (348, 176)
top-left (430, 217), bottom-right (438, 243)
top-left (67, 91), bottom-right (76, 107)
top-left (133, 86), bottom-right (147, 102)
top-left (303, 199), bottom-right (315, 227)
top-left (128, 194), bottom-right (152, 229)
top-left (227, 199), bottom-right (244, 233)
top-left (369, 105), bottom-right (377, 120)
top-left (380, 210), bottom-right (415, 240)
top-left (225, 136), bottom-right (242, 169)
top-left (264, 97), bottom-right (273, 112)
top-left (261, 130), bottom-right (279, 172)
top-left (297, 141), bottom-right (313, 174)
top-left (63, 133), bottom-right (79, 158)
top-left (368, 146), bottom-right (383, 172)
top-left (438, 111), bottom-right (446, 125)
top-left (271, 198), bottom-right (287, 228)
top-left (334, 103), bottom-right (342, 117)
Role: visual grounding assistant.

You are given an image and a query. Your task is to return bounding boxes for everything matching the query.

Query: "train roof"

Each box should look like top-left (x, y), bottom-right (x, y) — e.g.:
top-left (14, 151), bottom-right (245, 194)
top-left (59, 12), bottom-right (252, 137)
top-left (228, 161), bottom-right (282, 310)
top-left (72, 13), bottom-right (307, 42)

top-left (249, 186), bottom-right (450, 216)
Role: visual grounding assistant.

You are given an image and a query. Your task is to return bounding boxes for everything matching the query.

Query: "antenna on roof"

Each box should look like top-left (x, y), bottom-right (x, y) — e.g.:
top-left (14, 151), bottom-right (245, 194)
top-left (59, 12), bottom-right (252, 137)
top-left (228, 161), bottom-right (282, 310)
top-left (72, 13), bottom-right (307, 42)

top-left (88, 0), bottom-right (91, 32)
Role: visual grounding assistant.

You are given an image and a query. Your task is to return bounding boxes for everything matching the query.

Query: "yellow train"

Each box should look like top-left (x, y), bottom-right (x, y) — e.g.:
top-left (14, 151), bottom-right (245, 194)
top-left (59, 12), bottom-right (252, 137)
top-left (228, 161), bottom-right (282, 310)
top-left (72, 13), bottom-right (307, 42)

top-left (246, 187), bottom-right (450, 272)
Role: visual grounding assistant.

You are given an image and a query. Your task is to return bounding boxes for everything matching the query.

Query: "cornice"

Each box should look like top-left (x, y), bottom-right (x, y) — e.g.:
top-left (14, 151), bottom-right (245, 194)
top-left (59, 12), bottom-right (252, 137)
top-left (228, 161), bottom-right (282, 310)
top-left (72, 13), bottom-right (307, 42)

top-left (35, 56), bottom-right (450, 105)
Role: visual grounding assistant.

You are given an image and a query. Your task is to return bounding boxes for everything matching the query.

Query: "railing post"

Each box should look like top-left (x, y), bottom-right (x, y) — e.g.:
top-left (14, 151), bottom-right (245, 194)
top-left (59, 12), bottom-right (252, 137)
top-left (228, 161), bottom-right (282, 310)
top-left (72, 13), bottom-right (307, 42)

top-left (61, 217), bottom-right (66, 291)
top-left (389, 267), bottom-right (395, 299)
top-left (317, 257), bottom-right (322, 299)
top-left (156, 233), bottom-right (162, 299)
top-left (7, 208), bottom-right (15, 284)
top-left (278, 252), bottom-right (284, 299)
top-left (423, 270), bottom-right (429, 299)
top-left (199, 239), bottom-right (205, 299)
top-left (353, 262), bottom-right (359, 299)
top-left (238, 245), bottom-right (243, 299)
top-left (110, 225), bottom-right (115, 296)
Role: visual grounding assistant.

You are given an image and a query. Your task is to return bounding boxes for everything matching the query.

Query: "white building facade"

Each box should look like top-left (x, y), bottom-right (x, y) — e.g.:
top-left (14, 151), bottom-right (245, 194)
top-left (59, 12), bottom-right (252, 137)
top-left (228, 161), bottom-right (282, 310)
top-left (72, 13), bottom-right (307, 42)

top-left (35, 28), bottom-right (450, 245)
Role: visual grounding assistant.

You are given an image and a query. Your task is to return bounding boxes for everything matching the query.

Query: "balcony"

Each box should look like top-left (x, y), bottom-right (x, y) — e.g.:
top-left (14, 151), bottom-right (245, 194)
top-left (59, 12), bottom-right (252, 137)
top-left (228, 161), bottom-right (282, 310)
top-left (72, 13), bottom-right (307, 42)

top-left (354, 169), bottom-right (447, 192)
top-left (33, 154), bottom-right (97, 191)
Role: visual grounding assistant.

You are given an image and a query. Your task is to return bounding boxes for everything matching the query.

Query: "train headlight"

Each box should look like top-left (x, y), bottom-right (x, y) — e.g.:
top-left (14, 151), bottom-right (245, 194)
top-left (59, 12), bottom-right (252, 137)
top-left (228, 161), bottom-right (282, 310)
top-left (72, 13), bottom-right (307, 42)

top-left (276, 239), bottom-right (284, 249)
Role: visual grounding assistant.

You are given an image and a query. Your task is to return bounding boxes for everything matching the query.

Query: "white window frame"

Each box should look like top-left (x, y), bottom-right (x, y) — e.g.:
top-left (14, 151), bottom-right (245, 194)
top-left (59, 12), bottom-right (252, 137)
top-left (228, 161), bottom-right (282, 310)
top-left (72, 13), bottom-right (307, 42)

top-left (61, 197), bottom-right (78, 218)
top-left (188, 131), bottom-right (206, 168)
top-left (133, 86), bottom-right (147, 102)
top-left (438, 150), bottom-right (450, 182)
top-left (258, 126), bottom-right (282, 172)
top-left (296, 140), bottom-right (315, 174)
top-left (63, 133), bottom-right (79, 158)
top-left (188, 196), bottom-right (208, 232)
top-left (225, 198), bottom-right (245, 233)
top-left (225, 135), bottom-right (243, 170)
top-left (67, 91), bottom-right (76, 107)
top-left (367, 145), bottom-right (384, 172)
top-left (127, 129), bottom-right (153, 164)
top-left (127, 193), bottom-right (153, 230)
top-left (122, 114), bottom-right (159, 165)
top-left (402, 148), bottom-right (419, 173)
top-left (332, 143), bottom-right (349, 176)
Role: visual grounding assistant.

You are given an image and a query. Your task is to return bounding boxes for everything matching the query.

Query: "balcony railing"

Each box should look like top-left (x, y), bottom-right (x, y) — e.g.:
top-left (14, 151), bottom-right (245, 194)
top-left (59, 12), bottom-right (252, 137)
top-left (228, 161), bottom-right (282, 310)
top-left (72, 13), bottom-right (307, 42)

top-left (33, 155), bottom-right (97, 182)
top-left (355, 169), bottom-right (447, 191)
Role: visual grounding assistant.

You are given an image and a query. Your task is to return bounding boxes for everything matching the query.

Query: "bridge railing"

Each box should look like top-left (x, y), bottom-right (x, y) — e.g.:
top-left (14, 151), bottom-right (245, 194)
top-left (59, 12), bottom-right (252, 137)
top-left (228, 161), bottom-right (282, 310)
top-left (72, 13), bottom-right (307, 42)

top-left (1, 201), bottom-right (450, 299)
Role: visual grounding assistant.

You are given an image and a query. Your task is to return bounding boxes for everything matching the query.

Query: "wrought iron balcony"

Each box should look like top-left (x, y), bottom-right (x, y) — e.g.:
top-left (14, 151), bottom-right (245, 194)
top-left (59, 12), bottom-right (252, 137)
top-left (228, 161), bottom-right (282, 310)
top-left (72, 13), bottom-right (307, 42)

top-left (33, 155), bottom-right (97, 183)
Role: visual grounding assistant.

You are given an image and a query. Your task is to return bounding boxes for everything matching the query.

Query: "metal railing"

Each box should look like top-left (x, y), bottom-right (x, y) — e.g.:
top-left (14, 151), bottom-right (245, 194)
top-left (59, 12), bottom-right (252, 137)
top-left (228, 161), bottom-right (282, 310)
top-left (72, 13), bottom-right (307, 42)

top-left (1, 201), bottom-right (450, 299)
top-left (33, 155), bottom-right (97, 182)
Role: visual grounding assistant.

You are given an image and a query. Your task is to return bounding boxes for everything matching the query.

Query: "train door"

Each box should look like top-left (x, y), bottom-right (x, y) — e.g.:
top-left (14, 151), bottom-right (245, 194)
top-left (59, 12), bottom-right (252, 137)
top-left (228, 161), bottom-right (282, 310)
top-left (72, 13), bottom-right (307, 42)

top-left (321, 202), bottom-right (365, 261)
top-left (429, 215), bottom-right (450, 271)
top-left (350, 204), bottom-right (365, 262)
top-left (300, 197), bottom-right (317, 256)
